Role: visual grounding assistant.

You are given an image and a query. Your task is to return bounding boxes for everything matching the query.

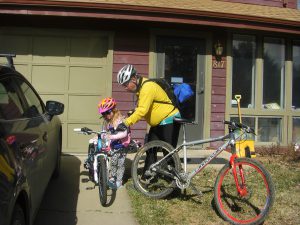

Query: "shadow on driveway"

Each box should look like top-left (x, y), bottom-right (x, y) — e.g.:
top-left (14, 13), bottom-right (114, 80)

top-left (34, 155), bottom-right (81, 225)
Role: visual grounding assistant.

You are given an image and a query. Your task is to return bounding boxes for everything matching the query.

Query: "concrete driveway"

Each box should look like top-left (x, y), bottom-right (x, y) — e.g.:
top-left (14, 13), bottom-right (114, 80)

top-left (34, 155), bottom-right (138, 225)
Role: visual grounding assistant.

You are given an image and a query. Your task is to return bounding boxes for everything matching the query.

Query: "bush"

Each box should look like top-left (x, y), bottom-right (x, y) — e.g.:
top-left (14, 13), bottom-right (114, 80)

top-left (256, 143), bottom-right (300, 162)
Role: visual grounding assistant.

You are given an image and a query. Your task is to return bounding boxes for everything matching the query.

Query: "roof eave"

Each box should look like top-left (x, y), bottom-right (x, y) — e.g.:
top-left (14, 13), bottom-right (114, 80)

top-left (0, 0), bottom-right (299, 34)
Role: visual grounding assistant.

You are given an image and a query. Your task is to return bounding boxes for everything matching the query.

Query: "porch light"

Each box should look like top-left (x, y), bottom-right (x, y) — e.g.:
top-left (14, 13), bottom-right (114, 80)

top-left (214, 40), bottom-right (223, 57)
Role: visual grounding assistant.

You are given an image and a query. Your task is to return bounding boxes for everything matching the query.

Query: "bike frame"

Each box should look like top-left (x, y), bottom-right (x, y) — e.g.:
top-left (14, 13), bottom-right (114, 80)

top-left (150, 126), bottom-right (248, 195)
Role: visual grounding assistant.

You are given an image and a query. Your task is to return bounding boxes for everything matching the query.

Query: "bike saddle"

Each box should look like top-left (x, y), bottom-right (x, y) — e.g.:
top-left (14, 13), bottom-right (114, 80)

top-left (173, 117), bottom-right (195, 125)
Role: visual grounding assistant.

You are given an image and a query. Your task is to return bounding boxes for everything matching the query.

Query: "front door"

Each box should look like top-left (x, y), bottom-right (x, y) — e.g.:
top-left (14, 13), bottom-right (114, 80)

top-left (156, 36), bottom-right (206, 142)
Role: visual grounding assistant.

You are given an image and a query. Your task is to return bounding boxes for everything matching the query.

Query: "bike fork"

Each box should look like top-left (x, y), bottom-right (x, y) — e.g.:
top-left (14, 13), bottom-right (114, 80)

top-left (230, 155), bottom-right (248, 197)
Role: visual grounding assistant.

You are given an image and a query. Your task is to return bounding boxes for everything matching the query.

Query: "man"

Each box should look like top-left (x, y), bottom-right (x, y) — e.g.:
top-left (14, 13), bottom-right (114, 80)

top-left (116, 64), bottom-right (181, 180)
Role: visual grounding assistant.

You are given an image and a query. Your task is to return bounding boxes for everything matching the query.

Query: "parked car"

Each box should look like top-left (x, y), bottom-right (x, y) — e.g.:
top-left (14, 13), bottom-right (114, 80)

top-left (0, 54), bottom-right (64, 225)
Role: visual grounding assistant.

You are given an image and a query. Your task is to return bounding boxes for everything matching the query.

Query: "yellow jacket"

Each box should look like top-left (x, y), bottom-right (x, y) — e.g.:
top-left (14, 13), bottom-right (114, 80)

top-left (124, 77), bottom-right (179, 127)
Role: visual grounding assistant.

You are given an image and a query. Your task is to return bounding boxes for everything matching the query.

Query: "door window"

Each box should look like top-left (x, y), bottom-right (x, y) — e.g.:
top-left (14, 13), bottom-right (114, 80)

top-left (156, 36), bottom-right (204, 121)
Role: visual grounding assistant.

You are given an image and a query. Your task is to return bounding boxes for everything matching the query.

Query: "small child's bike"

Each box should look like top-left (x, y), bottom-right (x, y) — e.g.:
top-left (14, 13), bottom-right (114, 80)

top-left (74, 127), bottom-right (141, 206)
top-left (74, 127), bottom-right (112, 206)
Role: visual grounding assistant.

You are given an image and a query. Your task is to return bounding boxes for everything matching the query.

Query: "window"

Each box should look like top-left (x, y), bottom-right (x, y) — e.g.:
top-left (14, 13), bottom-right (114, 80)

top-left (232, 34), bottom-right (256, 108)
top-left (0, 78), bottom-right (24, 120)
top-left (257, 118), bottom-right (282, 142)
top-left (293, 118), bottom-right (300, 143)
top-left (263, 37), bottom-right (285, 109)
top-left (229, 35), bottom-right (300, 145)
top-left (292, 41), bottom-right (300, 109)
top-left (16, 78), bottom-right (44, 118)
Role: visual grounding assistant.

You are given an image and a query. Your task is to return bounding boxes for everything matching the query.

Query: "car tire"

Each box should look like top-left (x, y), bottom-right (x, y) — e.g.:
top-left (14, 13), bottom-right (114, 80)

top-left (11, 203), bottom-right (25, 225)
top-left (52, 131), bottom-right (62, 179)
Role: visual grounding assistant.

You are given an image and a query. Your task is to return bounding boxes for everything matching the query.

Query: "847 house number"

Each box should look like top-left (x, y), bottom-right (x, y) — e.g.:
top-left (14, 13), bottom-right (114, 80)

top-left (212, 60), bottom-right (225, 69)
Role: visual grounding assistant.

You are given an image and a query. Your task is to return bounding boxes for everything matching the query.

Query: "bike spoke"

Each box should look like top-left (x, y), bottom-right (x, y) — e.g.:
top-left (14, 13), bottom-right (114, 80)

top-left (132, 140), bottom-right (181, 199)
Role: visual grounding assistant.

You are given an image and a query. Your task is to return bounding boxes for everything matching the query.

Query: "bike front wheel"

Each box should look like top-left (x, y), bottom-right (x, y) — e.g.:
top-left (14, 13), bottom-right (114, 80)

top-left (98, 155), bottom-right (108, 206)
top-left (214, 157), bottom-right (275, 225)
top-left (131, 140), bottom-right (181, 199)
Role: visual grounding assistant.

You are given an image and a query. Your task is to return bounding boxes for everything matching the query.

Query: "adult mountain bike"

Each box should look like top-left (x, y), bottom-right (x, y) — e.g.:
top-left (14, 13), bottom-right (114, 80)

top-left (131, 118), bottom-right (275, 225)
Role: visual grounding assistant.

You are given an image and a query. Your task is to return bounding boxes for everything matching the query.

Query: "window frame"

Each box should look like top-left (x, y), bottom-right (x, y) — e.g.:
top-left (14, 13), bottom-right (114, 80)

top-left (227, 33), bottom-right (300, 145)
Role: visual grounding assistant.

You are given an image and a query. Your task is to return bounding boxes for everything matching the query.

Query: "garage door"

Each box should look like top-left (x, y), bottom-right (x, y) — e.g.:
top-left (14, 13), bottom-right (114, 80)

top-left (0, 28), bottom-right (113, 153)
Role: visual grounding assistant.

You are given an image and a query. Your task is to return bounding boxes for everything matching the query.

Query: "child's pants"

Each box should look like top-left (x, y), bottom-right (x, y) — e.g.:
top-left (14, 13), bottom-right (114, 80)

top-left (110, 151), bottom-right (127, 183)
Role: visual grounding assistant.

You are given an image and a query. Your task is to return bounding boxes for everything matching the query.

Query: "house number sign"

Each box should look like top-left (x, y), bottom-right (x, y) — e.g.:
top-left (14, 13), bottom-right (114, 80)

top-left (212, 60), bottom-right (225, 69)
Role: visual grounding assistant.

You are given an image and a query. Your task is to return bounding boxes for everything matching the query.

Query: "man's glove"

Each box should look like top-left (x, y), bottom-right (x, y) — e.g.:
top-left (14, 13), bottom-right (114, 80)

top-left (116, 122), bottom-right (128, 132)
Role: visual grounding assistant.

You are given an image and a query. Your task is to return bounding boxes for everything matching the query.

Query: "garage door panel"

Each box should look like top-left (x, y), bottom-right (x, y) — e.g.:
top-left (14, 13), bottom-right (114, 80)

top-left (70, 37), bottom-right (109, 64)
top-left (0, 35), bottom-right (30, 59)
top-left (68, 95), bottom-right (101, 121)
top-left (69, 66), bottom-right (107, 93)
top-left (15, 64), bottom-right (31, 82)
top-left (33, 36), bottom-right (67, 62)
top-left (32, 65), bottom-right (66, 92)
top-left (68, 123), bottom-right (101, 151)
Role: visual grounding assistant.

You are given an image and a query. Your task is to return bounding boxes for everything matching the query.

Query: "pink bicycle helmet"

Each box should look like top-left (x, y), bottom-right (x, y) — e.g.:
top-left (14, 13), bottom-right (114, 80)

top-left (98, 97), bottom-right (116, 114)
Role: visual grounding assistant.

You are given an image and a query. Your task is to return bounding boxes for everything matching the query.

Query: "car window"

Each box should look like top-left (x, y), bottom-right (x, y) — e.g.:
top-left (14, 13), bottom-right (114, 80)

top-left (15, 78), bottom-right (45, 118)
top-left (0, 78), bottom-right (24, 120)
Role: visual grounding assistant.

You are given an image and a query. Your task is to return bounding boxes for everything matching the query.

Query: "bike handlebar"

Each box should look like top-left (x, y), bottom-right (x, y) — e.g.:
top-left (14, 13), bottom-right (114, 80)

top-left (73, 127), bottom-right (107, 135)
top-left (223, 120), bottom-right (255, 134)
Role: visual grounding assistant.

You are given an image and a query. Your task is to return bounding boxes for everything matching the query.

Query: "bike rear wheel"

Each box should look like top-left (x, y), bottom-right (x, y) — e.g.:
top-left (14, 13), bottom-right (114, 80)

top-left (131, 140), bottom-right (181, 199)
top-left (98, 155), bottom-right (108, 206)
top-left (214, 157), bottom-right (275, 225)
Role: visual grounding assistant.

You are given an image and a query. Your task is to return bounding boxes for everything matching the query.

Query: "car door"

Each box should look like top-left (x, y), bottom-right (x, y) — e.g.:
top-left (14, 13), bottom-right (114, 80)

top-left (13, 76), bottom-right (54, 211)
top-left (0, 75), bottom-right (44, 217)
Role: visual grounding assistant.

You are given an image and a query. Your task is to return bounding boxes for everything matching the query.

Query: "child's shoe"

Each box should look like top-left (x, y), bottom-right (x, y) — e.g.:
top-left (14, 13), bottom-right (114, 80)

top-left (116, 181), bottom-right (123, 189)
top-left (108, 178), bottom-right (117, 189)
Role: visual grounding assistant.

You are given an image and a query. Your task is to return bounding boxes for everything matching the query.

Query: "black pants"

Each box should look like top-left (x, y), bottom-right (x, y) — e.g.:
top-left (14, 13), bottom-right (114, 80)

top-left (143, 122), bottom-right (181, 176)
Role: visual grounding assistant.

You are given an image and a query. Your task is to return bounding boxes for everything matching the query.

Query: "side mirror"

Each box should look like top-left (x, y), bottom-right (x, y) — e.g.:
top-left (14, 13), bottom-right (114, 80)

top-left (46, 101), bottom-right (64, 116)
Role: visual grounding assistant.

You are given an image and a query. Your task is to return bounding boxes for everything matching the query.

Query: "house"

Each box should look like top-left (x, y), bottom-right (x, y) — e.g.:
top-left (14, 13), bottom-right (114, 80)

top-left (0, 0), bottom-right (299, 153)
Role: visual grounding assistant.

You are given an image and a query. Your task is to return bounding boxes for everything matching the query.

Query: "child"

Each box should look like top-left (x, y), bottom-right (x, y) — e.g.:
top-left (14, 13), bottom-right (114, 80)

top-left (98, 97), bottom-right (130, 189)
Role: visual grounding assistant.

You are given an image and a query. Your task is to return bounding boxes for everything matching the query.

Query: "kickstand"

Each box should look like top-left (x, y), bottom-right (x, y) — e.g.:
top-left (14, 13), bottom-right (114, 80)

top-left (190, 183), bottom-right (203, 197)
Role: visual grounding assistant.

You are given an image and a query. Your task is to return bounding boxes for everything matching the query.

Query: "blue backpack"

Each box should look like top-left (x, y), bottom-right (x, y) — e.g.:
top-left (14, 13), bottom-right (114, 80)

top-left (142, 78), bottom-right (195, 119)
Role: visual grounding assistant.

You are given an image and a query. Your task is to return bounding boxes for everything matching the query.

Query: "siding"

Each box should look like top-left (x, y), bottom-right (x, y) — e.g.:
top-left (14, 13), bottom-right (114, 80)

top-left (210, 48), bottom-right (227, 147)
top-left (112, 30), bottom-right (149, 144)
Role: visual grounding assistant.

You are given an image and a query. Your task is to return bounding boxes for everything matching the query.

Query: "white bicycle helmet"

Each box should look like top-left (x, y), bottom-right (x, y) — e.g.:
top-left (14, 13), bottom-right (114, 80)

top-left (117, 64), bottom-right (136, 85)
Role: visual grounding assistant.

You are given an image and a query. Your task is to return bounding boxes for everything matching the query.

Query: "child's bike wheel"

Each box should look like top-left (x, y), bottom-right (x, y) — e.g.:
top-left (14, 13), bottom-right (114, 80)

top-left (214, 157), bottom-right (275, 225)
top-left (98, 155), bottom-right (108, 206)
top-left (131, 140), bottom-right (181, 199)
